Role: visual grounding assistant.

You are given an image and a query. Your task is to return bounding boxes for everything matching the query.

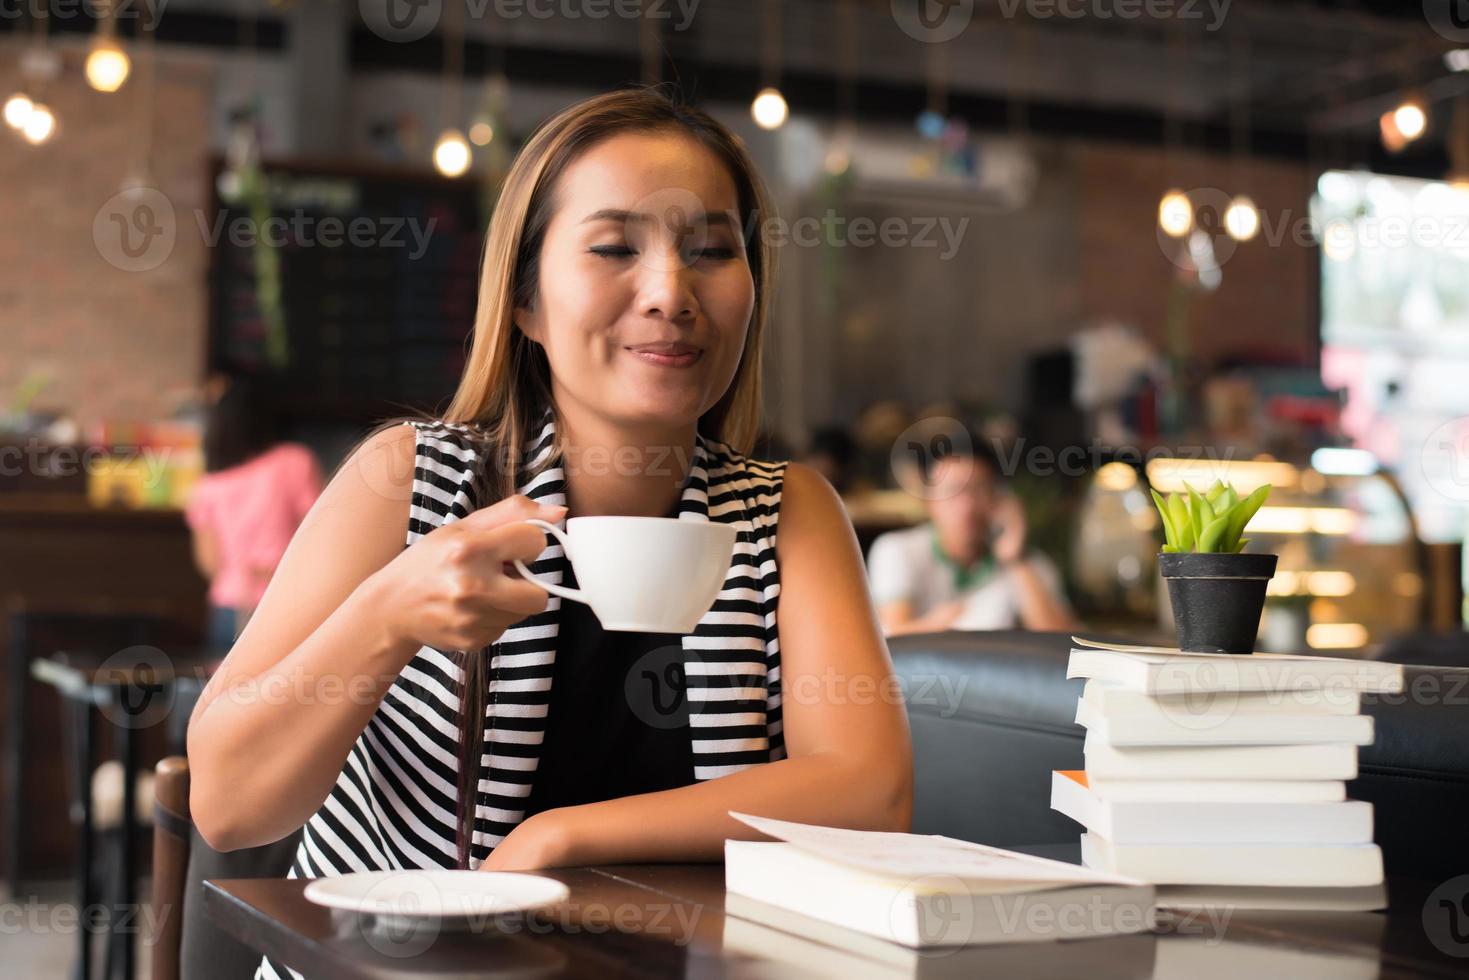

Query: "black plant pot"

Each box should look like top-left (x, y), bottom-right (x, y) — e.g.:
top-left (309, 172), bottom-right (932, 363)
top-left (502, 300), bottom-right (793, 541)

top-left (1159, 552), bottom-right (1279, 655)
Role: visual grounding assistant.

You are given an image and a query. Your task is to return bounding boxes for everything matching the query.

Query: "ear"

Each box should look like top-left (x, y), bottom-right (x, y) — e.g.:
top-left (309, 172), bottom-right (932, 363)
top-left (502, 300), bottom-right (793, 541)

top-left (515, 304), bottom-right (543, 345)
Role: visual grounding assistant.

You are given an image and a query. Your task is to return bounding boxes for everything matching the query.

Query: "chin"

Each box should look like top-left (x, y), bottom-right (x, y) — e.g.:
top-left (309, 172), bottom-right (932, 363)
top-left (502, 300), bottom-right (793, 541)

top-left (602, 398), bottom-right (705, 433)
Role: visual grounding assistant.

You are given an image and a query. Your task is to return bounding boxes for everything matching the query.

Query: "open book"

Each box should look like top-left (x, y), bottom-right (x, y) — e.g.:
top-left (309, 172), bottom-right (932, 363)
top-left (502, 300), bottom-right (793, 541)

top-left (725, 812), bottom-right (1156, 948)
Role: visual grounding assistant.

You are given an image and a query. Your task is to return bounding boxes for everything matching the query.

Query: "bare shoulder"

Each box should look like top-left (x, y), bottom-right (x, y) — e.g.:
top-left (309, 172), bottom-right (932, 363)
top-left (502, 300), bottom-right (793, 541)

top-left (777, 461), bottom-right (858, 554)
top-left (309, 421), bottom-right (418, 533)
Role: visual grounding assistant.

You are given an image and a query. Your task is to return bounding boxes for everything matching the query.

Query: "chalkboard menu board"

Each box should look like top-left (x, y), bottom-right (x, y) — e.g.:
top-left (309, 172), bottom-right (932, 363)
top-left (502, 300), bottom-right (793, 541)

top-left (208, 162), bottom-right (489, 422)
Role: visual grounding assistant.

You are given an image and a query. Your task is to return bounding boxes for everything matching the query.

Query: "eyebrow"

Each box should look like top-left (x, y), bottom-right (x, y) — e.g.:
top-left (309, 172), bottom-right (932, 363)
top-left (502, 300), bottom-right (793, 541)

top-left (581, 208), bottom-right (739, 229)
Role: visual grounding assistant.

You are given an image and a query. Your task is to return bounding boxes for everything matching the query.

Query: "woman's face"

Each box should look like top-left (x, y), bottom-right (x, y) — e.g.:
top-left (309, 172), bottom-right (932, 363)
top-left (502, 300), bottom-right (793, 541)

top-left (517, 130), bottom-right (755, 434)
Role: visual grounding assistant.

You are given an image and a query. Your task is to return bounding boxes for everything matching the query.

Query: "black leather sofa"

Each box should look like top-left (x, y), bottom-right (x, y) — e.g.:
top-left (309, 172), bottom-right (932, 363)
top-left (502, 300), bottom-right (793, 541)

top-left (888, 630), bottom-right (1469, 882)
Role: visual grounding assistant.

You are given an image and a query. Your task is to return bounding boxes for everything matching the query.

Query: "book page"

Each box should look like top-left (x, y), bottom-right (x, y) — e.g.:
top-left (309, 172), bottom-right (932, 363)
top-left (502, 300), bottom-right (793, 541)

top-left (729, 812), bottom-right (1140, 888)
top-left (1072, 636), bottom-right (1404, 673)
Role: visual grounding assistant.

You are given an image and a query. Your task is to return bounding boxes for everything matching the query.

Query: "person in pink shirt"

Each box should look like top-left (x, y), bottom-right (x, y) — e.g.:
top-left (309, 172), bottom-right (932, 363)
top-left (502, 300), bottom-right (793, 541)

top-left (186, 378), bottom-right (324, 650)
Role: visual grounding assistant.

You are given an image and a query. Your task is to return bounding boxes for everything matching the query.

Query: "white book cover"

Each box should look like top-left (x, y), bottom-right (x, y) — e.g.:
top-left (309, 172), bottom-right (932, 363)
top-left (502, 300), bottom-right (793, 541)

top-left (723, 890), bottom-right (1162, 973)
top-left (1075, 692), bottom-right (1375, 747)
top-left (724, 841), bottom-right (1157, 949)
top-left (1083, 732), bottom-right (1359, 780)
top-left (1156, 882), bottom-right (1388, 913)
top-left (1081, 832), bottom-right (1384, 887)
top-left (1051, 770), bottom-right (1374, 845)
top-left (1083, 677), bottom-right (1362, 716)
top-left (1067, 638), bottom-right (1404, 696)
top-left (1083, 777), bottom-right (1346, 804)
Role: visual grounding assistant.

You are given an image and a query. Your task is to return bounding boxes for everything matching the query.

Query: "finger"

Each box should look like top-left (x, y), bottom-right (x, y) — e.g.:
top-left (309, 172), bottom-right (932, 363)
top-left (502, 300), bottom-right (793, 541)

top-left (483, 574), bottom-right (553, 618)
top-left (461, 493), bottom-right (566, 531)
top-left (478, 521), bottom-right (559, 566)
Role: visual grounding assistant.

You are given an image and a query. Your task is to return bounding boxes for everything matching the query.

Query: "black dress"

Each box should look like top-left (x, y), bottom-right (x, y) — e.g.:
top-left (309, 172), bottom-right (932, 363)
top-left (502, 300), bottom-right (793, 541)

top-left (521, 559), bottom-right (697, 816)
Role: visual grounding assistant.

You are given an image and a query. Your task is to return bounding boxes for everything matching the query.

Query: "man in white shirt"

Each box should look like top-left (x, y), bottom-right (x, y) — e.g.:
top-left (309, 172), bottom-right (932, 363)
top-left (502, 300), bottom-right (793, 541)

top-left (868, 439), bottom-right (1076, 635)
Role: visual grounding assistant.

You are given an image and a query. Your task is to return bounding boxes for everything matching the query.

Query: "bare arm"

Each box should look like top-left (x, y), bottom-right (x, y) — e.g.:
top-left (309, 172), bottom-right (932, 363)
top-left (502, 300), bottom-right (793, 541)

top-left (187, 425), bottom-right (561, 851)
top-left (480, 463), bottom-right (914, 870)
top-left (187, 426), bottom-right (421, 850)
top-left (1008, 559), bottom-right (1079, 632)
top-left (879, 597), bottom-right (967, 636)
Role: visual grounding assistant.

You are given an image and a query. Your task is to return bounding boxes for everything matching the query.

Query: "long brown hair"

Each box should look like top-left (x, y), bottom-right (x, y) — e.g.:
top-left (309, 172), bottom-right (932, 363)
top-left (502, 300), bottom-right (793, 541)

top-left (348, 88), bottom-right (777, 867)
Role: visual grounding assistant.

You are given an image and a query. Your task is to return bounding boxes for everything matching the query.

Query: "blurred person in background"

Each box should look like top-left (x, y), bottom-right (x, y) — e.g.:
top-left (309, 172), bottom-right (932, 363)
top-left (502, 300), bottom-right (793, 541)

top-left (186, 376), bottom-right (324, 650)
top-left (868, 436), bottom-right (1076, 635)
top-left (801, 425), bottom-right (858, 495)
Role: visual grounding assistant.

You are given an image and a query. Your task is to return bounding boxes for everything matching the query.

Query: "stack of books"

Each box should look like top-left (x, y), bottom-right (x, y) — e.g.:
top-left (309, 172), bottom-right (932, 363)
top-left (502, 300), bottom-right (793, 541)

top-left (1051, 638), bottom-right (1405, 909)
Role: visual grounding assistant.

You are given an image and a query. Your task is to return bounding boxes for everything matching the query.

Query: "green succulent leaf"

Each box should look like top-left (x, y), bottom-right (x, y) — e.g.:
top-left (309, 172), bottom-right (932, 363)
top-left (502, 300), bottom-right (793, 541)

top-left (1189, 486), bottom-right (1216, 531)
top-left (1152, 488), bottom-right (1178, 550)
top-left (1150, 480), bottom-right (1272, 555)
top-left (1168, 494), bottom-right (1194, 550)
top-left (1198, 513), bottom-right (1231, 553)
top-left (1224, 485), bottom-right (1271, 552)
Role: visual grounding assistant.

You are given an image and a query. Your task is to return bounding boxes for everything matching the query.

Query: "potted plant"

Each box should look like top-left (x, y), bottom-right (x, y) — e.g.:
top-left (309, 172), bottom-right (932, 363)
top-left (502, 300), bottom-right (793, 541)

top-left (1150, 480), bottom-right (1276, 654)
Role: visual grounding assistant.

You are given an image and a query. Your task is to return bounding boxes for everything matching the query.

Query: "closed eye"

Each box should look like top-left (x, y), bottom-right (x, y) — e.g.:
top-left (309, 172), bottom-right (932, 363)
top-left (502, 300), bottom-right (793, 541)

top-left (689, 247), bottom-right (737, 260)
top-left (588, 245), bottom-right (636, 258)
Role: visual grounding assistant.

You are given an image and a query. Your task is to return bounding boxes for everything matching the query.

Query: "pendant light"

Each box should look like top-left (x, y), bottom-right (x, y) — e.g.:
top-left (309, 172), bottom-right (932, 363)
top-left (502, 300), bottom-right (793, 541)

top-left (751, 0), bottom-right (787, 130)
top-left (434, 0), bottom-right (471, 177)
top-left (1158, 26), bottom-right (1191, 238)
top-left (1225, 38), bottom-right (1258, 243)
top-left (9, 7), bottom-right (60, 145)
top-left (824, 0), bottom-right (858, 175)
top-left (85, 0), bottom-right (131, 93)
top-left (121, 0), bottom-right (158, 192)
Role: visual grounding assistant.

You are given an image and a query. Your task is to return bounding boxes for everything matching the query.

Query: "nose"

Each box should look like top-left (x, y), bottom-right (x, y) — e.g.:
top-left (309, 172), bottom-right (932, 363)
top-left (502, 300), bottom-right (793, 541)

top-left (636, 258), bottom-right (699, 323)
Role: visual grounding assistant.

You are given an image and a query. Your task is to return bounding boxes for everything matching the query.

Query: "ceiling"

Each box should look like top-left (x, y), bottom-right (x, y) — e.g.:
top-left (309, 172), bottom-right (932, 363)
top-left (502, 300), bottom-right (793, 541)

top-left (4, 0), bottom-right (1465, 172)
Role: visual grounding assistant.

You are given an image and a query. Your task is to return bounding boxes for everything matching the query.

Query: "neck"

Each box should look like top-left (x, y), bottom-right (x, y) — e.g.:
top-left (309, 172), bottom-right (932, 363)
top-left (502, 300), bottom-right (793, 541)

top-left (937, 531), bottom-right (987, 569)
top-left (553, 400), bottom-right (696, 519)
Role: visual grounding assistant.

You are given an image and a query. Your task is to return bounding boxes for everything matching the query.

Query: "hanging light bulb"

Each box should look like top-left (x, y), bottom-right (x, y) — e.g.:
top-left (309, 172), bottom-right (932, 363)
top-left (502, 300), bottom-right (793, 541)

top-left (1393, 100), bottom-right (1427, 141)
top-left (86, 37), bottom-right (131, 93)
top-left (751, 87), bottom-right (788, 130)
top-left (1225, 194), bottom-right (1260, 242)
top-left (3, 92), bottom-right (33, 130)
top-left (21, 102), bottom-right (56, 144)
top-left (1158, 188), bottom-right (1193, 238)
top-left (468, 120), bottom-right (494, 146)
top-left (433, 128), bottom-right (471, 177)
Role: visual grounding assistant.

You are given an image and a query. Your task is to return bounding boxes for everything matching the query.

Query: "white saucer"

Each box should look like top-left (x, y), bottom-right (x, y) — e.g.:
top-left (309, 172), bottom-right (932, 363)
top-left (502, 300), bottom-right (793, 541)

top-left (303, 870), bottom-right (569, 922)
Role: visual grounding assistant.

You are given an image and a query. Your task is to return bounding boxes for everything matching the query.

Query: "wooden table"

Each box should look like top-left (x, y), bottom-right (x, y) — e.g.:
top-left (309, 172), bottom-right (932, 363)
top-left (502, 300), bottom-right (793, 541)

top-left (204, 861), bottom-right (1469, 978)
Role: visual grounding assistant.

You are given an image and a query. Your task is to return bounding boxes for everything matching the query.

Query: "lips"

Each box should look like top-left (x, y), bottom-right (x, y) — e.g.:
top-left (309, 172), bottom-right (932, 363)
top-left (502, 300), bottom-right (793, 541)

top-left (625, 341), bottom-right (704, 368)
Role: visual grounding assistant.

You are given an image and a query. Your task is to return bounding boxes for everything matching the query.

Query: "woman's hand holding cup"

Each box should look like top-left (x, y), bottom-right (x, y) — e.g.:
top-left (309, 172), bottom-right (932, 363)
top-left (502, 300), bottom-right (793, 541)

top-left (373, 495), bottom-right (567, 654)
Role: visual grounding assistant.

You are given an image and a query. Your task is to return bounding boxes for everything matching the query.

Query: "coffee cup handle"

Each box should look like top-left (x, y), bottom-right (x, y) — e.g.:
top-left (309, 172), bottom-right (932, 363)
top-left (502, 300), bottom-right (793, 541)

top-left (513, 518), bottom-right (588, 604)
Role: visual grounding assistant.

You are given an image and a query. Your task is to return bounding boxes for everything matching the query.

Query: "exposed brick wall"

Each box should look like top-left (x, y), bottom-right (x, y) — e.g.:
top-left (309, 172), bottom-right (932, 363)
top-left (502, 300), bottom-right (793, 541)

top-left (1078, 141), bottom-right (1318, 366)
top-left (0, 45), bottom-right (211, 429)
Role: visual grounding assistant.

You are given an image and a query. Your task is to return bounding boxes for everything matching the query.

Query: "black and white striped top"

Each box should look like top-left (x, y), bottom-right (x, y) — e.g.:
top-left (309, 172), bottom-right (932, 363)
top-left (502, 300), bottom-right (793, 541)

top-left (258, 411), bottom-right (786, 980)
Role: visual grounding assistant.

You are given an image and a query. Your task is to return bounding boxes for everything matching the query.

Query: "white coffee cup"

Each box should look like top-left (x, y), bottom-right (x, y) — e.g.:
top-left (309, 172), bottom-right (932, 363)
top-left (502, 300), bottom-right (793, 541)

top-left (514, 516), bottom-right (737, 633)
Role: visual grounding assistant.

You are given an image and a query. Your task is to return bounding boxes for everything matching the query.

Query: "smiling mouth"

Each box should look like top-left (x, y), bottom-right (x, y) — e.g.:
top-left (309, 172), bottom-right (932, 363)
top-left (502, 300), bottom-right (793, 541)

top-left (624, 345), bottom-right (704, 368)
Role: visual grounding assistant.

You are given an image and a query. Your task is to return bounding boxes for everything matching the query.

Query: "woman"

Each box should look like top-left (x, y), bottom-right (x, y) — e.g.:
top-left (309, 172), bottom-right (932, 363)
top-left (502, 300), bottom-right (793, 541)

top-left (186, 376), bottom-right (324, 650)
top-left (187, 91), bottom-right (911, 975)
